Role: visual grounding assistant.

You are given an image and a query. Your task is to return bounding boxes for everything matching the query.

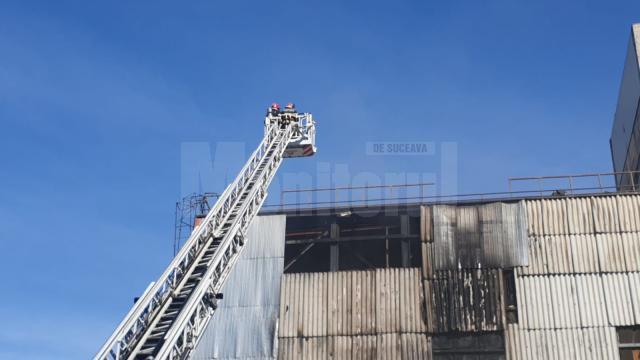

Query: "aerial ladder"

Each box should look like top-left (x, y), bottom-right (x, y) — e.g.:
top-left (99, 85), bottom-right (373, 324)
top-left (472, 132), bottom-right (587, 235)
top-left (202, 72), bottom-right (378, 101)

top-left (95, 105), bottom-right (316, 360)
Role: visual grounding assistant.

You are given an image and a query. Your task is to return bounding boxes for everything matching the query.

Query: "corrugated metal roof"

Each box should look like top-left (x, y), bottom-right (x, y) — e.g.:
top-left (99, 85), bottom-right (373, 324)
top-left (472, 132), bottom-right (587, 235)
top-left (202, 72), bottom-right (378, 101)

top-left (426, 269), bottom-right (503, 332)
top-left (277, 334), bottom-right (432, 360)
top-left (278, 268), bottom-right (426, 338)
top-left (191, 215), bottom-right (286, 360)
top-left (506, 324), bottom-right (618, 360)
top-left (429, 202), bottom-right (528, 269)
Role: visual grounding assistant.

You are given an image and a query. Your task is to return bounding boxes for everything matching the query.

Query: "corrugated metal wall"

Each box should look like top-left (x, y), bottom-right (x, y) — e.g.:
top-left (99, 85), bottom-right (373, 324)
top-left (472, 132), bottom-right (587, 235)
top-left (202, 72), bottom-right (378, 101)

top-left (278, 268), bottom-right (431, 359)
top-left (421, 205), bottom-right (510, 334)
top-left (426, 269), bottom-right (504, 332)
top-left (192, 215), bottom-right (286, 360)
top-left (506, 324), bottom-right (619, 360)
top-left (511, 195), bottom-right (640, 360)
top-left (278, 334), bottom-right (432, 360)
top-left (428, 202), bottom-right (528, 269)
top-left (272, 194), bottom-right (640, 358)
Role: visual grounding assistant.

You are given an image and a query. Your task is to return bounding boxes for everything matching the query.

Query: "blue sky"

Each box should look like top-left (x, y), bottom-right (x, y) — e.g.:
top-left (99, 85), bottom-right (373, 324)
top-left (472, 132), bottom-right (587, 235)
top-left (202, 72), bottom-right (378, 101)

top-left (0, 0), bottom-right (639, 358)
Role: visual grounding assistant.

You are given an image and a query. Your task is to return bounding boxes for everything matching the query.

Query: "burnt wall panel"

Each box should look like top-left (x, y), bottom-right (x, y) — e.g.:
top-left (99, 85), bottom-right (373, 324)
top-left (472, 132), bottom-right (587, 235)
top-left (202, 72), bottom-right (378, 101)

top-left (426, 269), bottom-right (503, 333)
top-left (429, 202), bottom-right (528, 270)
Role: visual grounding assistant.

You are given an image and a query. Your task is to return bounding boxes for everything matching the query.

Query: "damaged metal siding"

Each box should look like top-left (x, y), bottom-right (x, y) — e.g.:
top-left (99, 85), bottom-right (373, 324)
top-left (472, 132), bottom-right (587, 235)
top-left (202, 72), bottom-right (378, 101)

top-left (425, 269), bottom-right (503, 332)
top-left (429, 202), bottom-right (528, 269)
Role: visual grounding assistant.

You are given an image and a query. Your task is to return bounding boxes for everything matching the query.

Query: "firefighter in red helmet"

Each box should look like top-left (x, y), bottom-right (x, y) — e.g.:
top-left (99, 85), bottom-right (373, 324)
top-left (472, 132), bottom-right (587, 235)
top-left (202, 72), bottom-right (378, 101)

top-left (269, 103), bottom-right (281, 117)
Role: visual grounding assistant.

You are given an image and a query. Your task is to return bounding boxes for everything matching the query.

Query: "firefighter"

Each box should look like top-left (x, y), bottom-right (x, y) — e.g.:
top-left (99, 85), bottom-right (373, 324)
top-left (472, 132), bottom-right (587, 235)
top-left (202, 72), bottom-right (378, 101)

top-left (269, 103), bottom-right (281, 117)
top-left (265, 102), bottom-right (281, 128)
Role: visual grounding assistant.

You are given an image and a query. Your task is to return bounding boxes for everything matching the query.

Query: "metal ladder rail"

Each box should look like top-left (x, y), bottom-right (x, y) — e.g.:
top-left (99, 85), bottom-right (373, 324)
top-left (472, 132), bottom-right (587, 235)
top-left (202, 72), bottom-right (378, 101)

top-left (95, 124), bottom-right (283, 360)
top-left (127, 126), bottom-right (290, 359)
top-left (154, 125), bottom-right (293, 359)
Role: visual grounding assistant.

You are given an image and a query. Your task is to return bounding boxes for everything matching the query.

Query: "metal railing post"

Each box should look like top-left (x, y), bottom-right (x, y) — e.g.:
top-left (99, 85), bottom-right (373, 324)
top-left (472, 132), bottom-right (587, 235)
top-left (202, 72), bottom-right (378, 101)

top-left (568, 176), bottom-right (574, 195)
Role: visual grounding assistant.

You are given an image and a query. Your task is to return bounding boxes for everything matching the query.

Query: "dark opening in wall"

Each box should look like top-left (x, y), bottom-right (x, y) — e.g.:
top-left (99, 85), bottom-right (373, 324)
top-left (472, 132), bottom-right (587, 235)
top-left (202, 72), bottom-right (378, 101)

top-left (282, 208), bottom-right (422, 273)
top-left (432, 332), bottom-right (505, 360)
top-left (503, 269), bottom-right (518, 324)
top-left (618, 326), bottom-right (640, 360)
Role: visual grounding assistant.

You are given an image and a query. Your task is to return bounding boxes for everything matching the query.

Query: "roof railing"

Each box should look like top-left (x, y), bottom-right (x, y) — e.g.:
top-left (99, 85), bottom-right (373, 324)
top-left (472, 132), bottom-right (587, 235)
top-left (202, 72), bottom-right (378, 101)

top-left (263, 170), bottom-right (640, 212)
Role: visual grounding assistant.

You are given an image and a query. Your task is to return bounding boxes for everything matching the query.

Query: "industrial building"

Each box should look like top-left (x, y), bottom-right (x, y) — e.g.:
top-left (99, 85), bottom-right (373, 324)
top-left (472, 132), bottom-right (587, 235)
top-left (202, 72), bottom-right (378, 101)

top-left (96, 23), bottom-right (640, 360)
top-left (611, 23), bottom-right (640, 190)
top-left (181, 187), bottom-right (640, 360)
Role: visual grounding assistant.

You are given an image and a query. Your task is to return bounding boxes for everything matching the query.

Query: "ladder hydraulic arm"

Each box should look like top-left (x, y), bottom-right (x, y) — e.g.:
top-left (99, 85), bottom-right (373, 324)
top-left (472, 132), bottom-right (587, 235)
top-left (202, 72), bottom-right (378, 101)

top-left (95, 110), bottom-right (315, 360)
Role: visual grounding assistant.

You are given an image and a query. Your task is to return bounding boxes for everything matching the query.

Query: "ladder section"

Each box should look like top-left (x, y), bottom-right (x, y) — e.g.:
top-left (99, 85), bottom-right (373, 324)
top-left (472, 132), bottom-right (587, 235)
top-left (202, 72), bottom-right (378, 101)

top-left (95, 123), bottom-right (291, 360)
top-left (132, 127), bottom-right (289, 359)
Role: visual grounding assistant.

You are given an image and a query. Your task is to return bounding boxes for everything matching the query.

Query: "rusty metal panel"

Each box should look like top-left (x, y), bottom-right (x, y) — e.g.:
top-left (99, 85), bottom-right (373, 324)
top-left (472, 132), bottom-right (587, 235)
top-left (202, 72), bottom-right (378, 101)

top-left (432, 202), bottom-right (528, 269)
top-left (506, 324), bottom-right (618, 360)
top-left (427, 269), bottom-right (503, 332)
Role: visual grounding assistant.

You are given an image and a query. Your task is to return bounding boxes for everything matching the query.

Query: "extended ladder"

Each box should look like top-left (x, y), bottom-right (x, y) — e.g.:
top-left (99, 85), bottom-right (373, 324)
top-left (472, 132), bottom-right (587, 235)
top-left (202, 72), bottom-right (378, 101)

top-left (96, 111), bottom-right (314, 360)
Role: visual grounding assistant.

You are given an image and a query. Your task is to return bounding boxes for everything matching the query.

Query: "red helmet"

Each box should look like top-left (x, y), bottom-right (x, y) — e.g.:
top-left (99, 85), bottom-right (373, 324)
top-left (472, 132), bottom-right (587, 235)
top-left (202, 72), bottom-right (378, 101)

top-left (271, 103), bottom-right (280, 110)
top-left (285, 103), bottom-right (295, 109)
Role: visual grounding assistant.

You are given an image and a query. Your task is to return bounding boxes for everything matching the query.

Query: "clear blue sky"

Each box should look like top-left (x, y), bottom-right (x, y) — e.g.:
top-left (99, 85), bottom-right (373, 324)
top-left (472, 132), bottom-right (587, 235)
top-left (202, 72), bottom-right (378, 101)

top-left (1, 1), bottom-right (638, 358)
